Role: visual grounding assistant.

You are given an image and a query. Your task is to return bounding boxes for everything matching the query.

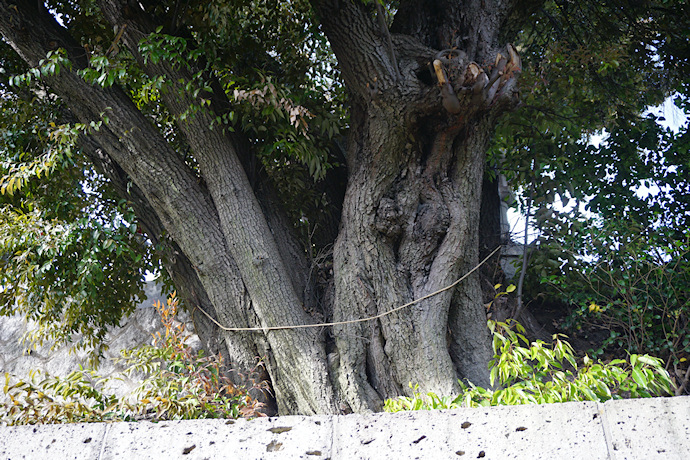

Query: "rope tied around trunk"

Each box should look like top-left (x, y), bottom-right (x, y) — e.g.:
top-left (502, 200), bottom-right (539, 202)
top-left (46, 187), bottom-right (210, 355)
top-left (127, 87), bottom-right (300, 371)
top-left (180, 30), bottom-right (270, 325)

top-left (192, 245), bottom-right (502, 332)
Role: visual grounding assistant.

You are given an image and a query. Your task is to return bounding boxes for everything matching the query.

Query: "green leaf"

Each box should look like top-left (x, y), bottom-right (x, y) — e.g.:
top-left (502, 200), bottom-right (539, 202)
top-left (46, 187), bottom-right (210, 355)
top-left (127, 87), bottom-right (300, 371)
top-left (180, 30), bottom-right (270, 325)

top-left (631, 368), bottom-right (646, 388)
top-left (636, 355), bottom-right (659, 366)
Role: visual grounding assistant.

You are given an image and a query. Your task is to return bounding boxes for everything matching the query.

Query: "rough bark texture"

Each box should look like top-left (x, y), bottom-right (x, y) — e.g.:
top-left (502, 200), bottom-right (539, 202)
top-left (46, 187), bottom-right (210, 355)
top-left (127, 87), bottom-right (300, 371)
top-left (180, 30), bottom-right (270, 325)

top-left (313, 0), bottom-right (523, 412)
top-left (0, 0), bottom-right (531, 414)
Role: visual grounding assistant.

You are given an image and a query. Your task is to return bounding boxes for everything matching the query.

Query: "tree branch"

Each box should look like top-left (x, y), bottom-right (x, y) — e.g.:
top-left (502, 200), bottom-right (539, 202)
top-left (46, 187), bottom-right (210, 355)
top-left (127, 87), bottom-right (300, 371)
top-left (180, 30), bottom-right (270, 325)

top-left (311, 0), bottom-right (398, 95)
top-left (97, 0), bottom-right (315, 304)
top-left (0, 0), bottom-right (262, 358)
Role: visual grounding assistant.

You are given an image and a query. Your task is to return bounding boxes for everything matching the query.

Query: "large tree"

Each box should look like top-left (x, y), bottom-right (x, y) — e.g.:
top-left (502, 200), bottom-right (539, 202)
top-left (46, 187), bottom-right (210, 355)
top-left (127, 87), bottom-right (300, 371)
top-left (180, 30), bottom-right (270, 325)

top-left (0, 0), bottom-right (686, 415)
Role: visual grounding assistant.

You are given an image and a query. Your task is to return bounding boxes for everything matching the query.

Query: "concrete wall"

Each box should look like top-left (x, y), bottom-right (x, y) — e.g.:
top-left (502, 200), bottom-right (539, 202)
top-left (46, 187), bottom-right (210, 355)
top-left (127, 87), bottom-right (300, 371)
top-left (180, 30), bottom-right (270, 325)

top-left (0, 282), bottom-right (200, 396)
top-left (0, 396), bottom-right (688, 459)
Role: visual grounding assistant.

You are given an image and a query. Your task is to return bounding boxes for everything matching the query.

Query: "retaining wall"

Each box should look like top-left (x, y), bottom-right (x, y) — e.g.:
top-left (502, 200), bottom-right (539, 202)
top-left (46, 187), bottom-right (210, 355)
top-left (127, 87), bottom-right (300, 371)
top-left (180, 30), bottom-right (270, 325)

top-left (0, 396), bottom-right (688, 459)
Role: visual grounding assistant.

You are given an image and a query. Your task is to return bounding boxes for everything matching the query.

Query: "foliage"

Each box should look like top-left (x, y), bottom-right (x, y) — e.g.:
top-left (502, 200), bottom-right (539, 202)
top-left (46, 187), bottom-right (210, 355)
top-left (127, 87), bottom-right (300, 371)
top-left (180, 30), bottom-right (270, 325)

top-left (1, 293), bottom-right (266, 425)
top-left (228, 72), bottom-right (343, 181)
top-left (0, 1), bottom-right (348, 348)
top-left (491, 1), bottom-right (689, 324)
top-left (133, 1), bottom-right (347, 191)
top-left (116, 292), bottom-right (267, 420)
top-left (384, 320), bottom-right (674, 412)
top-left (0, 45), bottom-right (158, 360)
top-left (0, 202), bottom-right (153, 360)
top-left (485, 283), bottom-right (517, 318)
top-left (538, 219), bottom-right (690, 367)
top-left (493, 1), bottom-right (689, 382)
top-left (492, 0), bottom-right (689, 231)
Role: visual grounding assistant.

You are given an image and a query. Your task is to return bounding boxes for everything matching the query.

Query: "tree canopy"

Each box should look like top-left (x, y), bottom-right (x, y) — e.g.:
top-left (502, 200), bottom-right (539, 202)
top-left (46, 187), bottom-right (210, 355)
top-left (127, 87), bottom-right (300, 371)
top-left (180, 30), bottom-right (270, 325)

top-left (0, 0), bottom-right (688, 414)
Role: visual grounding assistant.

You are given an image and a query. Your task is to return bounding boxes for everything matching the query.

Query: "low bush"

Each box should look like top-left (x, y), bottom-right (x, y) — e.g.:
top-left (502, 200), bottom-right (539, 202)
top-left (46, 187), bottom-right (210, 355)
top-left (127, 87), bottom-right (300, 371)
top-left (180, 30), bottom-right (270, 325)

top-left (528, 219), bottom-right (690, 372)
top-left (560, 225), bottom-right (690, 367)
top-left (1, 292), bottom-right (266, 425)
top-left (384, 320), bottom-right (674, 412)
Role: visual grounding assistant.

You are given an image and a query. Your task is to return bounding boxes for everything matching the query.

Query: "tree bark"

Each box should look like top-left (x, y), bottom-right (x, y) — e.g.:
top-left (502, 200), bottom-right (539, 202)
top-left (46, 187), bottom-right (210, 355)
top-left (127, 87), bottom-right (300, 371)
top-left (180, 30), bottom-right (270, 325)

top-left (313, 0), bottom-right (522, 411)
top-left (0, 0), bottom-right (526, 414)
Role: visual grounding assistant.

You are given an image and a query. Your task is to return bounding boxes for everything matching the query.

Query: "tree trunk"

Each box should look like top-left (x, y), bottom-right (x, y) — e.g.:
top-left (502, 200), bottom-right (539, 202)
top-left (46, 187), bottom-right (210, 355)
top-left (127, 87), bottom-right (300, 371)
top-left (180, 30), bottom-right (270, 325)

top-left (331, 102), bottom-right (499, 411)
top-left (312, 0), bottom-right (522, 412)
top-left (0, 0), bottom-right (524, 414)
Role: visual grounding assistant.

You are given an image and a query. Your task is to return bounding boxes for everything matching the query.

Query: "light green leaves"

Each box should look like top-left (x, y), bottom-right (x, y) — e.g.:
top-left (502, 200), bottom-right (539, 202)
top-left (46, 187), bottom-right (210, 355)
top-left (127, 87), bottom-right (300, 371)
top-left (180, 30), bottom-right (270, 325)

top-left (8, 49), bottom-right (71, 87)
top-left (384, 320), bottom-right (674, 412)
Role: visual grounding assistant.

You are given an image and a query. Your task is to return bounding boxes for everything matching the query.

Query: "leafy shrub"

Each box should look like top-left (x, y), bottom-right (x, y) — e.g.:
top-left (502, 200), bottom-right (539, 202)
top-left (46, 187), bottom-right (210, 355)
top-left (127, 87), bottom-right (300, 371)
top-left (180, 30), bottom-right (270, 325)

top-left (547, 221), bottom-right (690, 367)
top-left (2, 369), bottom-right (121, 424)
top-left (384, 320), bottom-right (674, 412)
top-left (1, 293), bottom-right (266, 425)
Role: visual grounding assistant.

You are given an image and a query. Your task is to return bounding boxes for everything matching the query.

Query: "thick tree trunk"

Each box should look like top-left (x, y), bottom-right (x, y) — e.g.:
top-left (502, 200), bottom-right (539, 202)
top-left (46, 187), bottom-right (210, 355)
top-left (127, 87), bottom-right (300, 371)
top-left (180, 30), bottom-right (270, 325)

top-left (332, 103), bottom-right (498, 411)
top-left (1, 0), bottom-right (524, 415)
top-left (315, 0), bottom-right (522, 412)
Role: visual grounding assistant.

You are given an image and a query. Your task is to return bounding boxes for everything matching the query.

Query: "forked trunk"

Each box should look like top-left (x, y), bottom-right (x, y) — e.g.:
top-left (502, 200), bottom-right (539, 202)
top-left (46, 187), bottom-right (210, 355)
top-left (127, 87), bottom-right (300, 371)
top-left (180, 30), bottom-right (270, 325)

top-left (316, 0), bottom-right (522, 412)
top-left (0, 0), bottom-right (523, 415)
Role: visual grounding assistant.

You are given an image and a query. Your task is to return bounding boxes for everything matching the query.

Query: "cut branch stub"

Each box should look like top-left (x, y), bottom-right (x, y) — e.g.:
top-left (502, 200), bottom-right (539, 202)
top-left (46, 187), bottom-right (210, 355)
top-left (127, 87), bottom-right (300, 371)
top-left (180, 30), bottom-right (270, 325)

top-left (433, 59), bottom-right (461, 114)
top-left (506, 44), bottom-right (522, 75)
top-left (430, 42), bottom-right (522, 114)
